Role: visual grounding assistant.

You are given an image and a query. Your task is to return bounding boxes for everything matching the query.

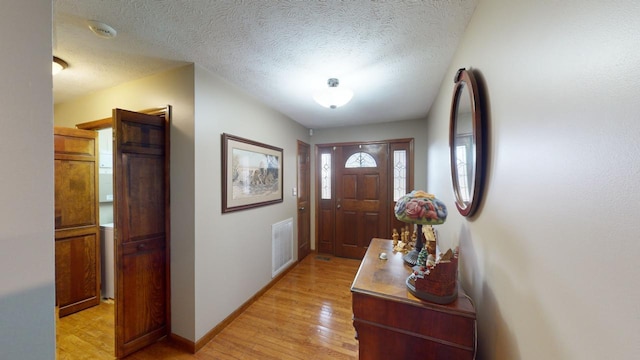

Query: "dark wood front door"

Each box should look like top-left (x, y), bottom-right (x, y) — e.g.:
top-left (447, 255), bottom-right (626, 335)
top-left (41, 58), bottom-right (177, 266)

top-left (297, 140), bottom-right (311, 261)
top-left (334, 143), bottom-right (389, 259)
top-left (113, 108), bottom-right (170, 358)
top-left (316, 139), bottom-right (413, 259)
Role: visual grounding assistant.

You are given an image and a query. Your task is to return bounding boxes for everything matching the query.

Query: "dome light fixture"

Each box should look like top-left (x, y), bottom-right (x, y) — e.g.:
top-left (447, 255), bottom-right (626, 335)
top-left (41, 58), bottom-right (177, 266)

top-left (313, 78), bottom-right (353, 109)
top-left (52, 56), bottom-right (68, 75)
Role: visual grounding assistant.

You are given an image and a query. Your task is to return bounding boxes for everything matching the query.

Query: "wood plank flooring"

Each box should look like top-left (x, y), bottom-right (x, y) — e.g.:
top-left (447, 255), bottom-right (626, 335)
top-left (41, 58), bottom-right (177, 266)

top-left (57, 254), bottom-right (362, 359)
top-left (57, 299), bottom-right (115, 359)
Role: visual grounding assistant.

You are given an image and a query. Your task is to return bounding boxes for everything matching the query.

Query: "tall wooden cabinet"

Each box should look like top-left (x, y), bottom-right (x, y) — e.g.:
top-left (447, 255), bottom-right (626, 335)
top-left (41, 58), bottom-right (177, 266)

top-left (54, 127), bottom-right (101, 317)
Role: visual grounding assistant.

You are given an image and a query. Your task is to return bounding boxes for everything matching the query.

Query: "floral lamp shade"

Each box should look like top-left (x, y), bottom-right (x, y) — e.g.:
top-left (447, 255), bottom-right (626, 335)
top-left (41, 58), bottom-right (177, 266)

top-left (394, 191), bottom-right (447, 266)
top-left (394, 190), bottom-right (447, 225)
top-left (395, 191), bottom-right (458, 304)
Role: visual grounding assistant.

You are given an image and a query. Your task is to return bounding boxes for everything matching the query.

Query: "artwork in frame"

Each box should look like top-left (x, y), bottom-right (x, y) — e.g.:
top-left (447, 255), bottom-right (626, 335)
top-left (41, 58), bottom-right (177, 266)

top-left (222, 133), bottom-right (283, 213)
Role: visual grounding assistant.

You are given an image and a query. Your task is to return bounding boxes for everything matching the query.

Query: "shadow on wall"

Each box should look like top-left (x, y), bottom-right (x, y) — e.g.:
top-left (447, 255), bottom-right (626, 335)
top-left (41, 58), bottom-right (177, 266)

top-left (471, 68), bottom-right (492, 221)
top-left (479, 282), bottom-right (518, 359)
top-left (457, 222), bottom-right (569, 360)
top-left (0, 283), bottom-right (56, 359)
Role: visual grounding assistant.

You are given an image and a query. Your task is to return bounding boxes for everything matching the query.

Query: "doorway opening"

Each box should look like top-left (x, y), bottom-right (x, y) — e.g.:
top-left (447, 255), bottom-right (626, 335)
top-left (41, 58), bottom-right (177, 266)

top-left (56, 107), bottom-right (171, 359)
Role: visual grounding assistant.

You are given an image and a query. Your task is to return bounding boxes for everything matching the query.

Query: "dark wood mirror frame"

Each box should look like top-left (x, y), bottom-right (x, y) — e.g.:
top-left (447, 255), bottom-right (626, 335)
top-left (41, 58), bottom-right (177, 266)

top-left (449, 68), bottom-right (485, 217)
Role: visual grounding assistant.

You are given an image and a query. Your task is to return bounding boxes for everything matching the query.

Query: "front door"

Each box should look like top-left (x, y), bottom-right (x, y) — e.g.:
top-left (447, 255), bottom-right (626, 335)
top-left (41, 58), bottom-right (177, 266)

top-left (297, 140), bottom-right (311, 261)
top-left (316, 139), bottom-right (413, 259)
top-left (334, 143), bottom-right (389, 259)
top-left (113, 108), bottom-right (170, 358)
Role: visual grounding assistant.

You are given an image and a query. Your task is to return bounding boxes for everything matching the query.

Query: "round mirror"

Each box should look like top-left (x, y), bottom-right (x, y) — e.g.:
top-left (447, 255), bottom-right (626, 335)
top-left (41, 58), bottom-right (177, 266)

top-left (449, 68), bottom-right (485, 217)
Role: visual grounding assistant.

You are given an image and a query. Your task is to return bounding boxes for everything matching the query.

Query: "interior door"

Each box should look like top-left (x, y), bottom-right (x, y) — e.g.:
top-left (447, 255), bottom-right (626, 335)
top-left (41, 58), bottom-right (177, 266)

top-left (113, 108), bottom-right (170, 358)
top-left (297, 140), bottom-right (311, 261)
top-left (54, 127), bottom-right (100, 317)
top-left (334, 143), bottom-right (388, 259)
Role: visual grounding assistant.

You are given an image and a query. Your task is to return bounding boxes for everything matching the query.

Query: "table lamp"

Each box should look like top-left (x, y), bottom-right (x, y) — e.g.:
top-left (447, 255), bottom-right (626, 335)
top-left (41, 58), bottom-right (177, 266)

top-left (394, 190), bottom-right (447, 265)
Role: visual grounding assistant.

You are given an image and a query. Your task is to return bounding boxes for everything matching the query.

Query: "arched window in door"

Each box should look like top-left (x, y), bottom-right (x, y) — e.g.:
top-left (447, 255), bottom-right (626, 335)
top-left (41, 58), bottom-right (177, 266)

top-left (345, 152), bottom-right (377, 168)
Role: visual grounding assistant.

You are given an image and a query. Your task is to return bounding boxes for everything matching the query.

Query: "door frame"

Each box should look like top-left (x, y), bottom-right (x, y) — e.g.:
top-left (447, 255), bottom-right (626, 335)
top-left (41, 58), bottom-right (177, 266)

top-left (76, 107), bottom-right (169, 131)
top-left (297, 140), bottom-right (311, 261)
top-left (314, 138), bottom-right (414, 257)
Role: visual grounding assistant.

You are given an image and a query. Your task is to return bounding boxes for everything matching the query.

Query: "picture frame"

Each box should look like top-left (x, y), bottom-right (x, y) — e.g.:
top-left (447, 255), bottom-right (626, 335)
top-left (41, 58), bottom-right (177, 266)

top-left (222, 133), bottom-right (283, 213)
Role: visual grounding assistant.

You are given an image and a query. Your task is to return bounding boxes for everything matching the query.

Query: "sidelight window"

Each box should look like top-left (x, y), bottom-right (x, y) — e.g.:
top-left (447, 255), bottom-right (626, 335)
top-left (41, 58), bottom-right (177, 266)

top-left (321, 153), bottom-right (332, 200)
top-left (393, 150), bottom-right (407, 201)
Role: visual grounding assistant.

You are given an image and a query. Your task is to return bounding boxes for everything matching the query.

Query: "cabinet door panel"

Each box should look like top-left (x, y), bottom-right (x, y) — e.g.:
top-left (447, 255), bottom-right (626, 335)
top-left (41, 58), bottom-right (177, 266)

top-left (55, 233), bottom-right (100, 316)
top-left (54, 127), bottom-right (100, 317)
top-left (54, 159), bottom-right (96, 228)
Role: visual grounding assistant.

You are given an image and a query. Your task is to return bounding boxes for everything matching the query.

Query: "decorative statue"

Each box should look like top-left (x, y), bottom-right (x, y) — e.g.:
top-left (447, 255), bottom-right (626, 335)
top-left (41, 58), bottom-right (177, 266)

top-left (392, 228), bottom-right (399, 245)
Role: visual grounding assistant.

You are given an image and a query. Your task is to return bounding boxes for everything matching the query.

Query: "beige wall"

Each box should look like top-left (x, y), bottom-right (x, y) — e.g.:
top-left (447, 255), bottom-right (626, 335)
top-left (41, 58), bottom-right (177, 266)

top-left (0, 1), bottom-right (55, 359)
top-left (426, 0), bottom-right (640, 358)
top-left (192, 65), bottom-right (309, 339)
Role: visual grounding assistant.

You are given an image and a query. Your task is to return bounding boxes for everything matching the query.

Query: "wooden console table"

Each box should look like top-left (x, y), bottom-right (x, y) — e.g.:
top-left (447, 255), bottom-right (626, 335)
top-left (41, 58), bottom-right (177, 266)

top-left (351, 238), bottom-right (476, 359)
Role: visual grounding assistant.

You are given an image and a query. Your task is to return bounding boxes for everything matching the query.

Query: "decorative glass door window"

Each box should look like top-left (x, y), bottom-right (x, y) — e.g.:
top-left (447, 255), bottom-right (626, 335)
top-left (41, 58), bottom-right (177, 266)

top-left (321, 153), bottom-right (332, 200)
top-left (393, 150), bottom-right (407, 201)
top-left (345, 152), bottom-right (377, 168)
top-left (322, 150), bottom-right (404, 200)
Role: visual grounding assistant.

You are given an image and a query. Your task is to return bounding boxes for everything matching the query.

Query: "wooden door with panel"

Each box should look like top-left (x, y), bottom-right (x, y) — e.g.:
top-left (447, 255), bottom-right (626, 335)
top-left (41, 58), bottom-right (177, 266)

top-left (113, 108), bottom-right (170, 358)
top-left (297, 140), bottom-right (311, 261)
top-left (334, 143), bottom-right (389, 259)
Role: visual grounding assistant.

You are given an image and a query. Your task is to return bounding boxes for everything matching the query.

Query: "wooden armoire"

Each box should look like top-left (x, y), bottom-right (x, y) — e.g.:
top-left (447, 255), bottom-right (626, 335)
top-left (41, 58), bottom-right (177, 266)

top-left (54, 127), bottom-right (101, 317)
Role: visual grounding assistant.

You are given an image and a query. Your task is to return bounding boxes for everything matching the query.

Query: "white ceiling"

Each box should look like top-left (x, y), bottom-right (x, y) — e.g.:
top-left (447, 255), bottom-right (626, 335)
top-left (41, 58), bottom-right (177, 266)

top-left (53, 0), bottom-right (477, 129)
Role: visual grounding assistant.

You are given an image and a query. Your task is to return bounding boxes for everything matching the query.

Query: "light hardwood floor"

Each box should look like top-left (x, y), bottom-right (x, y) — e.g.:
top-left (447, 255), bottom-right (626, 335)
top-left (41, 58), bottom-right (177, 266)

top-left (57, 299), bottom-right (115, 359)
top-left (57, 254), bottom-right (362, 359)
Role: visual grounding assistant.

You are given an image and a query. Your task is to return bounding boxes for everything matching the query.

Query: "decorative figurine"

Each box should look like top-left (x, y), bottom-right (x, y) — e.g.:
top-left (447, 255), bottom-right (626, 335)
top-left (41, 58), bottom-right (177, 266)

top-left (393, 240), bottom-right (407, 253)
top-left (392, 228), bottom-right (399, 245)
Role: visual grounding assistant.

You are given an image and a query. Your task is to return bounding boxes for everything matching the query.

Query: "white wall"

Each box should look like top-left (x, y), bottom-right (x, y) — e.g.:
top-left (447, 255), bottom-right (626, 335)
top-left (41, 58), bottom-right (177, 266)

top-left (54, 65), bottom-right (197, 340)
top-left (0, 1), bottom-right (55, 359)
top-left (193, 65), bottom-right (309, 340)
top-left (426, 0), bottom-right (640, 358)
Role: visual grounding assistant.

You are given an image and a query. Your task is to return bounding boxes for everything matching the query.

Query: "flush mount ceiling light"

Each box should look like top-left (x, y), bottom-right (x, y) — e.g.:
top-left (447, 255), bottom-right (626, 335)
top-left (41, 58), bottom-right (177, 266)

top-left (87, 20), bottom-right (118, 39)
top-left (52, 56), bottom-right (68, 75)
top-left (313, 78), bottom-right (353, 109)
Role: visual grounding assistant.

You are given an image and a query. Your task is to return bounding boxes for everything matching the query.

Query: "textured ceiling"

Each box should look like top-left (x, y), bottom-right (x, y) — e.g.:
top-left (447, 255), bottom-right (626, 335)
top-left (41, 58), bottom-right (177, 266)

top-left (53, 0), bottom-right (477, 129)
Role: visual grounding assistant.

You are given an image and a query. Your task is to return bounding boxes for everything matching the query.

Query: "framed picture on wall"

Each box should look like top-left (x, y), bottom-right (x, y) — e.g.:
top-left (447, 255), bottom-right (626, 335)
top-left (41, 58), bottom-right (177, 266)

top-left (221, 133), bottom-right (283, 213)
